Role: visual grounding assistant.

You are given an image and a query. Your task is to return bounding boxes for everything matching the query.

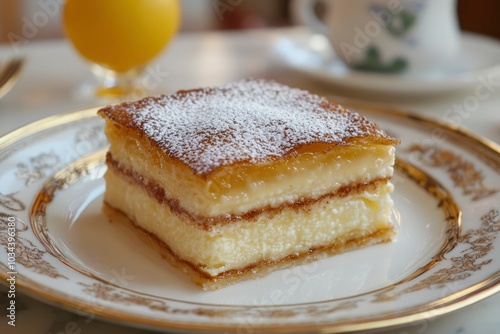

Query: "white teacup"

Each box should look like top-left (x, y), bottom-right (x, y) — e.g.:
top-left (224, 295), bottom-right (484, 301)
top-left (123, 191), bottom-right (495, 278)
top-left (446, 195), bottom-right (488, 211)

top-left (291, 0), bottom-right (461, 74)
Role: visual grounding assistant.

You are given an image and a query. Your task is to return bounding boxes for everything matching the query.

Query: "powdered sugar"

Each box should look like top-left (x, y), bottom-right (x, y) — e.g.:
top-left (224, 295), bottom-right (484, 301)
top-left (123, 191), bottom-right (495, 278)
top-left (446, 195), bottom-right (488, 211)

top-left (102, 79), bottom-right (392, 176)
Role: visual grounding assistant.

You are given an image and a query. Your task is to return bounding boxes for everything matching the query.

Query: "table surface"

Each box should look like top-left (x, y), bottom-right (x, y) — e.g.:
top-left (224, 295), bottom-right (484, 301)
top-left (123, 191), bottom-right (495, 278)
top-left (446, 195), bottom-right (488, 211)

top-left (0, 27), bottom-right (499, 334)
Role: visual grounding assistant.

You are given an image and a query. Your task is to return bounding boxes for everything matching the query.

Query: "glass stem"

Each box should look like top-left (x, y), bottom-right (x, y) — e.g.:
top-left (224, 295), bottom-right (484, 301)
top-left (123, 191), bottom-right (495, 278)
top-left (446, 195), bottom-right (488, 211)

top-left (89, 63), bottom-right (145, 99)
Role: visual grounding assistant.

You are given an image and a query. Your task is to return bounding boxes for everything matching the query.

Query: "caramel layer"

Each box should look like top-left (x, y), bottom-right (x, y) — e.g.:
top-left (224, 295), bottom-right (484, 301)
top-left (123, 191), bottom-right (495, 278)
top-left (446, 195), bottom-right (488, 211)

top-left (106, 152), bottom-right (391, 230)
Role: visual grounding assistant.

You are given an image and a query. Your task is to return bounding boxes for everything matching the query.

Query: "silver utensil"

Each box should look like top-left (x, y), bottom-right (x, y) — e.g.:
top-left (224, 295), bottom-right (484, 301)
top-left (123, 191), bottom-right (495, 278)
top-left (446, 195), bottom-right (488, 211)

top-left (0, 57), bottom-right (25, 99)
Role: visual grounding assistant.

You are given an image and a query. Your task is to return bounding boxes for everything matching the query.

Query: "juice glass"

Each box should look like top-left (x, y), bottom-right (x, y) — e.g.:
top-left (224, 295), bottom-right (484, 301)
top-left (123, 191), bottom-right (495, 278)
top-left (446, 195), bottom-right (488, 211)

top-left (63, 0), bottom-right (180, 98)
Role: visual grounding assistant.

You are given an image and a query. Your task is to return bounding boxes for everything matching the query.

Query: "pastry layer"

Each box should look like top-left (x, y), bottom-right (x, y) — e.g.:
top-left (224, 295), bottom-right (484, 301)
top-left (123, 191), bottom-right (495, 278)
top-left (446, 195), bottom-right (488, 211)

top-left (98, 79), bottom-right (399, 177)
top-left (104, 167), bottom-right (395, 277)
top-left (106, 204), bottom-right (395, 290)
top-left (105, 120), bottom-right (395, 217)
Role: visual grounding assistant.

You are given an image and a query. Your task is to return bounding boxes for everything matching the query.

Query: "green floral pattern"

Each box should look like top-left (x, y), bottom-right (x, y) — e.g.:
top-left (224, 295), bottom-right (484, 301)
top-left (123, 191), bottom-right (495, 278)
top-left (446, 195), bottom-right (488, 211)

top-left (354, 4), bottom-right (419, 73)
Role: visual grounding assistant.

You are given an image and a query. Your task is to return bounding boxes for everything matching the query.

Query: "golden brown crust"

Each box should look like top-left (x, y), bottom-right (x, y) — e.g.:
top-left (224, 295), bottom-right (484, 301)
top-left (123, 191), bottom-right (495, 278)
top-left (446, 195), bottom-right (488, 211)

top-left (103, 204), bottom-right (395, 290)
top-left (98, 79), bottom-right (399, 178)
top-left (106, 152), bottom-right (391, 230)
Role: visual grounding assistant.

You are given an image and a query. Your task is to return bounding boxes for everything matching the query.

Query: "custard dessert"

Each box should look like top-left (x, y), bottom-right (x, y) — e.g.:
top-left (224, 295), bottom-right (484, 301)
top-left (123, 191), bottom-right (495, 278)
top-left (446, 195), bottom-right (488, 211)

top-left (98, 79), bottom-right (399, 290)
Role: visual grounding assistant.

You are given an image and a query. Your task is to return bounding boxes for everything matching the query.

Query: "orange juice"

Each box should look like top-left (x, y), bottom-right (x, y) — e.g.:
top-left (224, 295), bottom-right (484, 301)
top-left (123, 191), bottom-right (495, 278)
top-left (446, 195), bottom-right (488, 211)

top-left (63, 0), bottom-right (180, 73)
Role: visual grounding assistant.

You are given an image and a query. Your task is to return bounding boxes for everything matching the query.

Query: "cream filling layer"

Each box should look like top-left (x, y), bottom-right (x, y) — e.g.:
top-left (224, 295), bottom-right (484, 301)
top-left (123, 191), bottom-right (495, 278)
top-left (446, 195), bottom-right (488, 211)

top-left (106, 123), bottom-right (395, 217)
top-left (104, 168), bottom-right (395, 277)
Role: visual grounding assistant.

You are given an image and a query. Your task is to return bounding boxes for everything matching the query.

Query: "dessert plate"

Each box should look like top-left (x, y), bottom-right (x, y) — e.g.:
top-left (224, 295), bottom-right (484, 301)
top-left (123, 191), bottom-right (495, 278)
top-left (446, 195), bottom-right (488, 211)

top-left (0, 104), bottom-right (499, 333)
top-left (274, 29), bottom-right (500, 95)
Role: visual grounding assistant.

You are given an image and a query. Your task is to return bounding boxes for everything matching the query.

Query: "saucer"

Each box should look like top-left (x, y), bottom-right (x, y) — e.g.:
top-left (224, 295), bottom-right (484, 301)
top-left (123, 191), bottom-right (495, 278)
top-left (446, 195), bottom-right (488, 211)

top-left (274, 28), bottom-right (500, 95)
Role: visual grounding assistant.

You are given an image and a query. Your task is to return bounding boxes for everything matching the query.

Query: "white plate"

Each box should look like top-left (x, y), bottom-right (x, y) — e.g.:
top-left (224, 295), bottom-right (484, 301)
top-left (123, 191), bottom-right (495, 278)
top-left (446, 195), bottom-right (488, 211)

top-left (0, 104), bottom-right (499, 333)
top-left (274, 29), bottom-right (500, 95)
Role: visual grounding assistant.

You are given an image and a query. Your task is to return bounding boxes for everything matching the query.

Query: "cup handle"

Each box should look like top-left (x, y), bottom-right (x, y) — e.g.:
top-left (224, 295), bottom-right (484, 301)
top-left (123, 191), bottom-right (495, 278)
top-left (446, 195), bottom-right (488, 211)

top-left (290, 0), bottom-right (331, 37)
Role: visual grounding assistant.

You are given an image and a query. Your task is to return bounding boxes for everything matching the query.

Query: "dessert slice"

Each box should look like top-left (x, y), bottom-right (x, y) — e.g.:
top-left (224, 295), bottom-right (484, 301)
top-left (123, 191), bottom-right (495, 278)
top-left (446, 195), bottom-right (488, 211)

top-left (98, 79), bottom-right (399, 290)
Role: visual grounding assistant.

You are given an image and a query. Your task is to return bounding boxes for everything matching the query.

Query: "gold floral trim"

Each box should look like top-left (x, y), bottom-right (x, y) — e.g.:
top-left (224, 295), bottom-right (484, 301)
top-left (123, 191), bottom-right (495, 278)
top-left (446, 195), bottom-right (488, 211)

top-left (372, 209), bottom-right (499, 302)
top-left (79, 282), bottom-right (173, 313)
top-left (77, 280), bottom-right (363, 319)
top-left (16, 151), bottom-right (61, 185)
top-left (0, 192), bottom-right (25, 211)
top-left (0, 202), bottom-right (66, 279)
top-left (407, 144), bottom-right (498, 201)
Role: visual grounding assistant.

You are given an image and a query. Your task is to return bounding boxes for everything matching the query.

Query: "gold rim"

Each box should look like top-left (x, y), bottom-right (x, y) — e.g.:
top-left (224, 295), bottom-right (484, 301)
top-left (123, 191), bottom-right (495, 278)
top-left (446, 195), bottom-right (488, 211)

top-left (0, 108), bottom-right (99, 148)
top-left (0, 108), bottom-right (99, 163)
top-left (0, 104), bottom-right (499, 333)
top-left (3, 270), bottom-right (499, 333)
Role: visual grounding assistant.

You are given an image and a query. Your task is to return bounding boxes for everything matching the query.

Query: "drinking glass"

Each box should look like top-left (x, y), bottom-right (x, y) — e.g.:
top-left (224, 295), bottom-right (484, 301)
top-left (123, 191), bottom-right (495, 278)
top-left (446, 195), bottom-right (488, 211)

top-left (63, 0), bottom-right (180, 98)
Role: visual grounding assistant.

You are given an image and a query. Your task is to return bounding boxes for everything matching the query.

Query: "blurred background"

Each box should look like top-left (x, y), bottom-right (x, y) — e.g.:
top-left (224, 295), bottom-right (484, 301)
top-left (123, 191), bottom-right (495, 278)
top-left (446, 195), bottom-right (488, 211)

top-left (0, 0), bottom-right (498, 44)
